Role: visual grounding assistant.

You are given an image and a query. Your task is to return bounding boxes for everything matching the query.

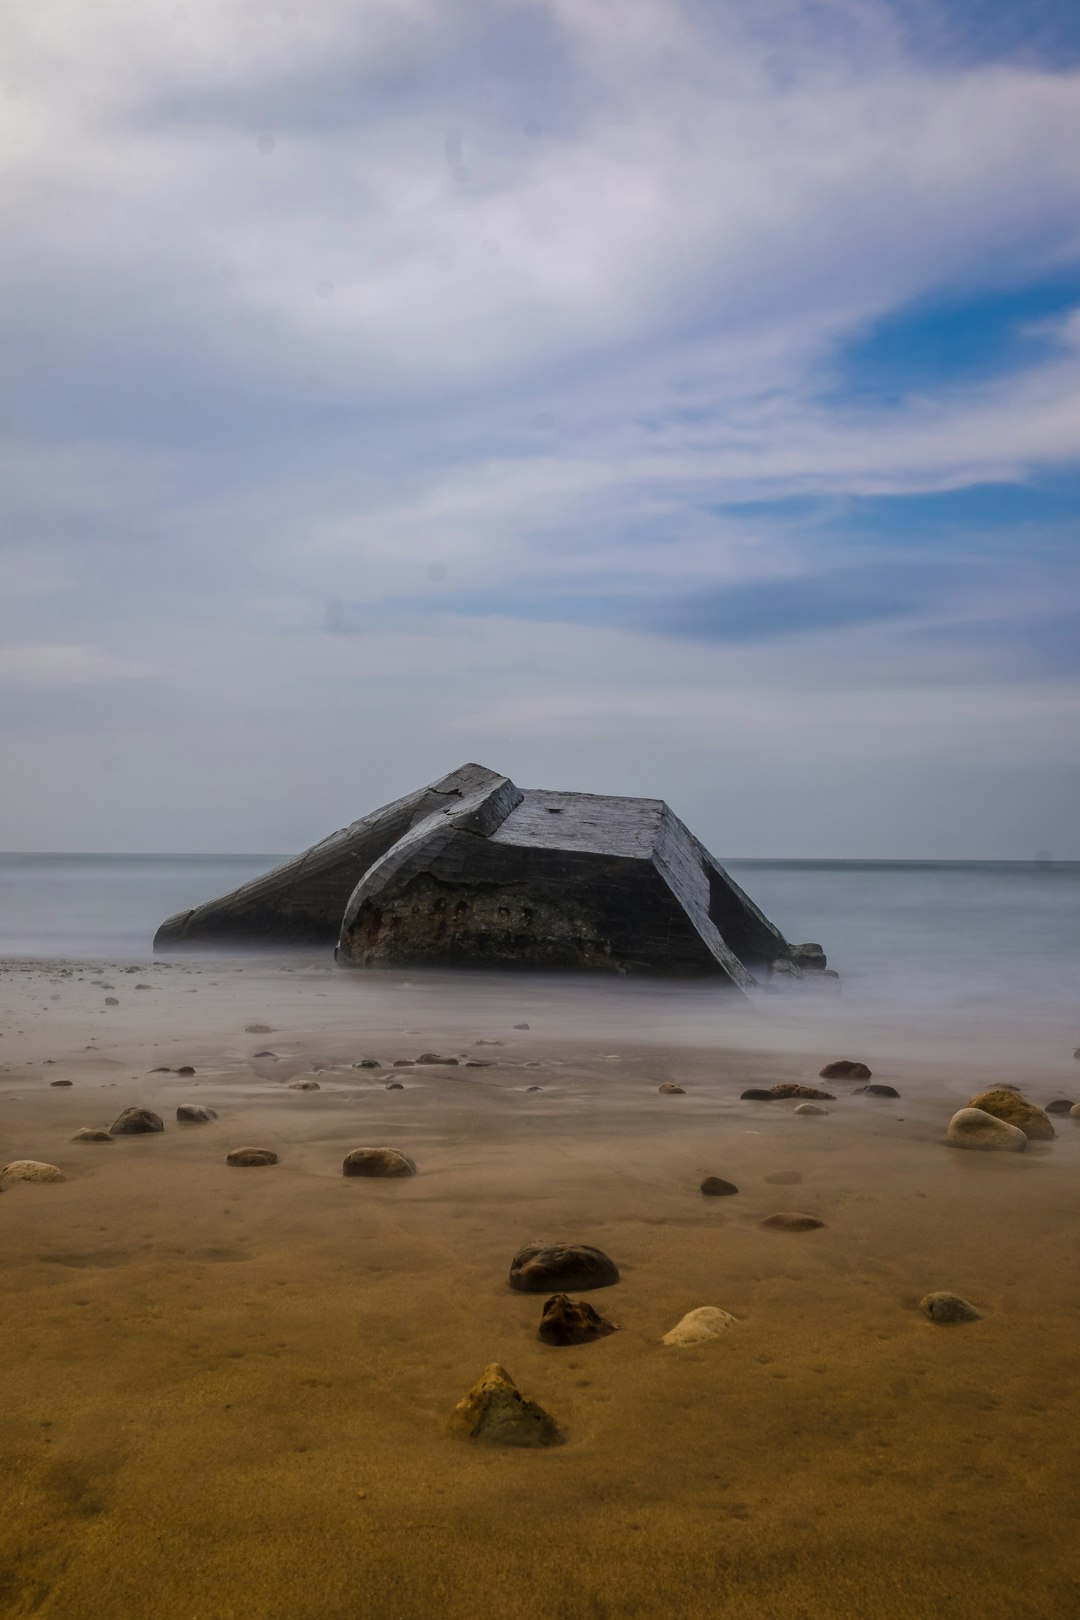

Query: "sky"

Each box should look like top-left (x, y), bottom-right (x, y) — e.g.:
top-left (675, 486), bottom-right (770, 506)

top-left (2, 0), bottom-right (1079, 858)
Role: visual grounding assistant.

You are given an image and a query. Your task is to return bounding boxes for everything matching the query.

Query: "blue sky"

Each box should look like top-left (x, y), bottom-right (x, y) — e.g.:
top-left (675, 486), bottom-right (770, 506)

top-left (1, 0), bottom-right (1078, 856)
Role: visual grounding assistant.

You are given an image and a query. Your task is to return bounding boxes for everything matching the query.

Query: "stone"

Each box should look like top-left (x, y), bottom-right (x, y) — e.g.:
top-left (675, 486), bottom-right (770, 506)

top-left (150, 1066), bottom-right (172, 1073)
top-left (448, 1363), bottom-right (562, 1447)
top-left (416, 1053), bottom-right (458, 1065)
top-left (525, 1085), bottom-right (543, 1092)
top-left (920, 1291), bottom-right (982, 1324)
top-left (226, 1147), bottom-right (278, 1166)
top-left (509, 1243), bottom-right (619, 1292)
top-left (761, 1212), bottom-right (825, 1231)
top-left (662, 1306), bottom-right (737, 1346)
top-left (791, 942), bottom-right (827, 970)
top-left (465, 1059), bottom-right (495, 1068)
top-left (104, 996), bottom-right (119, 1006)
top-left (176, 1104), bottom-right (217, 1123)
top-left (701, 1176), bottom-right (738, 1196)
top-left (795, 1103), bottom-right (828, 1115)
top-left (538, 1293), bottom-right (618, 1346)
top-left (342, 1147), bottom-right (416, 1177)
top-left (288, 1080), bottom-right (320, 1091)
top-left (385, 1081), bottom-right (404, 1090)
top-left (1071, 1102), bottom-right (1080, 1119)
top-left (393, 1059), bottom-right (415, 1068)
top-left (946, 1107), bottom-right (1027, 1152)
top-left (354, 1059), bottom-right (381, 1069)
top-left (72, 1128), bottom-right (112, 1142)
top-left (1074, 1048), bottom-right (1080, 1060)
top-left (855, 1083), bottom-right (900, 1098)
top-left (1, 1160), bottom-right (66, 1183)
top-left (49, 1079), bottom-right (73, 1087)
top-left (820, 1060), bottom-right (872, 1081)
top-left (177, 1066), bottom-right (196, 1076)
top-left (110, 1107), bottom-right (165, 1136)
top-left (966, 1089), bottom-right (1054, 1141)
top-left (1044, 1099), bottom-right (1075, 1115)
top-left (740, 1088), bottom-right (776, 1101)
top-left (244, 1024), bottom-right (273, 1033)
top-left (514, 1023), bottom-right (530, 1030)
top-left (658, 1083), bottom-right (685, 1094)
top-left (253, 1050), bottom-right (277, 1059)
top-left (769, 1084), bottom-right (835, 1100)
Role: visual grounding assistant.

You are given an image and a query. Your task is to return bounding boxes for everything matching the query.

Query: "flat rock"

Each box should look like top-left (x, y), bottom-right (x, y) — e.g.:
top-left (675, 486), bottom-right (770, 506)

top-left (288, 1079), bottom-right (320, 1091)
top-left (416, 1053), bottom-right (458, 1066)
top-left (662, 1306), bottom-right (737, 1346)
top-left (967, 1089), bottom-right (1054, 1141)
top-left (342, 1147), bottom-right (416, 1177)
top-left (658, 1083), bottom-right (685, 1095)
top-left (449, 1363), bottom-right (562, 1447)
top-left (525, 1085), bottom-right (543, 1092)
top-left (1, 1160), bottom-right (66, 1184)
top-left (150, 1066), bottom-right (172, 1073)
top-left (761, 1212), bottom-right (825, 1231)
top-left (794, 1103), bottom-right (828, 1115)
top-left (226, 1147), bottom-right (278, 1167)
top-left (770, 1084), bottom-right (835, 1100)
top-left (253, 1050), bottom-right (277, 1058)
top-left (855, 1083), bottom-right (901, 1098)
top-left (1044, 1099), bottom-right (1075, 1115)
top-left (514, 1023), bottom-right (530, 1030)
top-left (538, 1293), bottom-right (618, 1346)
top-left (820, 1060), bottom-right (872, 1081)
top-left (244, 1024), bottom-right (274, 1033)
top-left (72, 1128), bottom-right (112, 1142)
top-left (947, 1107), bottom-right (1027, 1152)
top-left (920, 1291), bottom-right (982, 1324)
top-left (49, 1079), bottom-right (73, 1087)
top-left (701, 1176), bottom-right (738, 1196)
top-left (177, 1104), bottom-right (217, 1123)
top-left (110, 1107), bottom-right (165, 1136)
top-left (509, 1243), bottom-right (619, 1292)
top-left (385, 1080), bottom-right (404, 1090)
top-left (177, 1066), bottom-right (196, 1076)
top-left (740, 1088), bottom-right (776, 1101)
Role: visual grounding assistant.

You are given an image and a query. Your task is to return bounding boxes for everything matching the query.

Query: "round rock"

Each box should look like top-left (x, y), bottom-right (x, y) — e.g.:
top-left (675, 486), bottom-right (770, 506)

top-left (662, 1306), bottom-right (737, 1347)
top-left (761, 1212), bottom-right (825, 1232)
top-left (509, 1243), bottom-right (619, 1292)
top-left (1044, 1099), bottom-right (1075, 1115)
top-left (1, 1159), bottom-right (66, 1184)
top-left (770, 1083), bottom-right (835, 1100)
top-left (856, 1083), bottom-right (901, 1098)
top-left (795, 1103), bottom-right (828, 1116)
top-left (176, 1104), bottom-right (217, 1123)
top-left (110, 1106), bottom-right (164, 1136)
top-left (946, 1107), bottom-right (1027, 1152)
top-left (920, 1291), bottom-right (982, 1324)
top-left (820, 1060), bottom-right (872, 1081)
top-left (226, 1147), bottom-right (278, 1167)
top-left (701, 1176), bottom-right (738, 1197)
top-left (342, 1147), bottom-right (416, 1177)
top-left (658, 1083), bottom-right (685, 1095)
top-left (966, 1089), bottom-right (1054, 1141)
top-left (72, 1128), bottom-right (112, 1142)
top-left (740, 1088), bottom-right (775, 1101)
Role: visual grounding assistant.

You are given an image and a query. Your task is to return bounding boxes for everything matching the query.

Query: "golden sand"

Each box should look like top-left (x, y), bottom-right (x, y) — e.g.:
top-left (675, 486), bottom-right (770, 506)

top-left (2, 958), bottom-right (1079, 1619)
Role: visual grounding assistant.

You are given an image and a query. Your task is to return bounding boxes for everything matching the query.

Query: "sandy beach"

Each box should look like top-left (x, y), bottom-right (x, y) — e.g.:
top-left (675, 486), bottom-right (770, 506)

top-left (2, 955), bottom-right (1079, 1620)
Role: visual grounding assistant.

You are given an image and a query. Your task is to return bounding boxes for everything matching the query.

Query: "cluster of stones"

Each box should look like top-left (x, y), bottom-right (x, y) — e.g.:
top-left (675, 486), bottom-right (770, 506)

top-left (946, 1089), bottom-right (1062, 1151)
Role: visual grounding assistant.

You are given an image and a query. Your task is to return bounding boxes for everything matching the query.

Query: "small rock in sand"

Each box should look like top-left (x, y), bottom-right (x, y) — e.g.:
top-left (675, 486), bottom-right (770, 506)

top-left (658, 1083), bottom-right (685, 1095)
top-left (946, 1108), bottom-right (1027, 1152)
top-left (538, 1293), bottom-right (618, 1345)
top-left (176, 1066), bottom-right (196, 1076)
top-left (662, 1306), bottom-right (737, 1346)
top-left (342, 1147), bottom-right (416, 1177)
top-left (104, 997), bottom-right (119, 1006)
top-left (226, 1147), bottom-right (278, 1167)
top-left (509, 1243), bottom-right (619, 1292)
top-left (449, 1363), bottom-right (561, 1448)
top-left (2, 1160), bottom-right (66, 1183)
top-left (416, 1053), bottom-right (458, 1066)
top-left (72, 1128), bottom-right (112, 1142)
top-left (177, 1105), bottom-right (217, 1123)
top-left (920, 1291), bottom-right (982, 1324)
top-left (820, 1060), bottom-right (872, 1080)
top-left (1044, 1099), bottom-right (1075, 1115)
top-left (288, 1079), bottom-right (320, 1091)
top-left (967, 1089), bottom-right (1054, 1141)
top-left (855, 1083), bottom-right (901, 1098)
top-left (465, 1059), bottom-right (495, 1068)
top-left (385, 1081), bottom-right (404, 1090)
top-left (110, 1107), bottom-right (165, 1136)
top-left (513, 1023), bottom-right (530, 1030)
top-left (244, 1024), bottom-right (273, 1033)
top-left (1070, 1102), bottom-right (1080, 1119)
top-left (525, 1085), bottom-right (543, 1092)
top-left (253, 1051), bottom-right (277, 1059)
top-left (740, 1088), bottom-right (776, 1101)
top-left (761, 1212), bottom-right (825, 1232)
top-left (795, 1103), bottom-right (828, 1116)
top-left (150, 1066), bottom-right (172, 1073)
top-left (393, 1059), bottom-right (415, 1068)
top-left (701, 1176), bottom-right (738, 1196)
top-left (354, 1059), bottom-right (381, 1069)
top-left (49, 1079), bottom-right (73, 1087)
top-left (770, 1084), bottom-right (835, 1100)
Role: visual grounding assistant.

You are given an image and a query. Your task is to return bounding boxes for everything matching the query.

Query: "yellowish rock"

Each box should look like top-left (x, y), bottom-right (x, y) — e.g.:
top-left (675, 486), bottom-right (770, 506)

top-left (1, 1160), bottom-right (66, 1184)
top-left (967, 1089), bottom-right (1055, 1141)
top-left (449, 1363), bottom-right (562, 1447)
top-left (946, 1107), bottom-right (1027, 1152)
top-left (662, 1307), bottom-right (738, 1346)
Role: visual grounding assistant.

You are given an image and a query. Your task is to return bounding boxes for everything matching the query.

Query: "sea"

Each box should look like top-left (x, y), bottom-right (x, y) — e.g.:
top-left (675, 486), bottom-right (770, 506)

top-left (0, 853), bottom-right (1077, 1049)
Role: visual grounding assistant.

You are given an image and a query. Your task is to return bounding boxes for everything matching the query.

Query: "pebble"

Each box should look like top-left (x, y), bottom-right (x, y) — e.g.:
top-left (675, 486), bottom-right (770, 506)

top-left (761, 1212), bottom-right (825, 1231)
top-left (50, 1079), bottom-right (73, 1087)
top-left (740, 1088), bottom-right (776, 1101)
top-left (288, 1080), bottom-right (320, 1091)
top-left (662, 1306), bottom-right (737, 1347)
top-left (253, 1051), bottom-right (277, 1059)
top-left (820, 1060), bottom-right (872, 1080)
top-left (385, 1081), bottom-right (404, 1090)
top-left (509, 1243), bottom-right (619, 1292)
top-left (177, 1105), bottom-right (217, 1123)
top-left (658, 1083), bottom-right (685, 1095)
top-left (794, 1103), bottom-right (828, 1115)
top-left (1, 1160), bottom-right (66, 1184)
top-left (416, 1053), bottom-right (458, 1066)
top-left (72, 1128), bottom-right (112, 1142)
top-left (946, 1108), bottom-right (1027, 1152)
top-left (525, 1085), bottom-right (543, 1092)
top-left (109, 1107), bottom-right (165, 1135)
top-left (104, 997), bottom-right (119, 1006)
top-left (225, 1147), bottom-right (279, 1167)
top-left (342, 1147), bottom-right (416, 1177)
top-left (538, 1293), bottom-right (618, 1345)
top-left (177, 1066), bottom-right (196, 1076)
top-left (854, 1083), bottom-right (901, 1098)
top-left (920, 1291), bottom-right (982, 1324)
top-left (449, 1363), bottom-right (561, 1448)
top-left (700, 1176), bottom-right (738, 1196)
top-left (1044, 1099), bottom-right (1075, 1115)
top-left (150, 1066), bottom-right (172, 1073)
top-left (244, 1024), bottom-right (273, 1033)
top-left (770, 1084), bottom-right (835, 1100)
top-left (354, 1059), bottom-right (381, 1069)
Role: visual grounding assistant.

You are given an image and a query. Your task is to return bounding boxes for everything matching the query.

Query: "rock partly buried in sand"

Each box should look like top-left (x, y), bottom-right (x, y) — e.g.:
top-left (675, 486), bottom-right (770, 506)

top-left (525, 1085), bottom-right (543, 1092)
top-left (770, 1084), bottom-right (835, 1100)
top-left (509, 1243), bottom-right (619, 1292)
top-left (49, 1079), bottom-right (73, 1087)
top-left (662, 1306), bottom-right (737, 1346)
top-left (244, 1023), bottom-right (273, 1033)
top-left (226, 1147), bottom-right (278, 1167)
top-left (177, 1066), bottom-right (196, 1076)
top-left (967, 1089), bottom-right (1054, 1141)
top-left (946, 1107), bottom-right (1027, 1152)
top-left (449, 1363), bottom-right (562, 1448)
top-left (176, 1104), bottom-right (217, 1123)
top-left (1044, 1099), bottom-right (1075, 1115)
top-left (104, 996), bottom-right (119, 1006)
top-left (740, 1088), bottom-right (776, 1101)
top-left (354, 1059), bottom-right (381, 1069)
top-left (1071, 1102), bottom-right (1080, 1119)
top-left (288, 1079), bottom-right (320, 1091)
top-left (820, 1060), bottom-right (872, 1081)
top-left (761, 1212), bottom-right (825, 1232)
top-left (1, 1160), bottom-right (66, 1184)
top-left (920, 1291), bottom-right (982, 1324)
top-left (150, 1066), bottom-right (172, 1073)
top-left (253, 1051), bottom-right (277, 1059)
top-left (342, 1147), bottom-right (416, 1178)
top-left (658, 1083), bottom-right (685, 1095)
top-left (385, 1081), bottom-right (404, 1090)
top-left (701, 1175), bottom-right (738, 1196)
top-left (416, 1053), bottom-right (459, 1066)
top-left (794, 1102), bottom-right (828, 1115)
top-left (72, 1128), bottom-right (112, 1142)
top-left (110, 1106), bottom-right (165, 1136)
top-left (538, 1293), bottom-right (618, 1346)
top-left (855, 1083), bottom-right (900, 1098)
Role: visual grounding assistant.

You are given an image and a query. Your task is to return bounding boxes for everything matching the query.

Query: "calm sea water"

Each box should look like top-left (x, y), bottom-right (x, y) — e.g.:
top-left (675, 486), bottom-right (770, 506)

top-left (0, 853), bottom-right (1077, 1034)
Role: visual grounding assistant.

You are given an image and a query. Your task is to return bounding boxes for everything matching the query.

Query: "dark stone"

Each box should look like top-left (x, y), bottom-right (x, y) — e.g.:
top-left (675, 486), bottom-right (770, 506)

top-left (385, 1081), bottom-right (404, 1090)
top-left (177, 1104), bottom-right (217, 1123)
top-left (509, 1243), bottom-right (619, 1292)
top-left (1044, 1099), bottom-right (1076, 1115)
top-left (354, 1059), bottom-right (381, 1069)
top-left (770, 1084), bottom-right (835, 1100)
top-left (150, 1066), bottom-right (172, 1073)
top-left (342, 1147), bottom-right (416, 1177)
top-left (920, 1291), bottom-right (981, 1324)
top-left (854, 1083), bottom-right (900, 1098)
top-left (820, 1060), bottom-right (871, 1080)
top-left (791, 942), bottom-right (827, 970)
top-left (393, 1059), bottom-right (415, 1068)
top-left (514, 1023), bottom-right (530, 1030)
top-left (110, 1107), bottom-right (165, 1136)
top-left (72, 1128), bottom-right (112, 1142)
top-left (526, 1085), bottom-right (543, 1092)
top-left (761, 1213), bottom-right (825, 1231)
top-left (226, 1147), bottom-right (278, 1166)
top-left (740, 1088), bottom-right (776, 1101)
top-left (177, 1066), bottom-right (196, 1076)
top-left (104, 997), bottom-right (119, 1006)
top-left (50, 1079), bottom-right (73, 1087)
top-left (253, 1050), bottom-right (277, 1059)
top-left (288, 1080), bottom-right (320, 1091)
top-left (538, 1293), bottom-right (618, 1345)
top-left (658, 1082), bottom-right (685, 1094)
top-left (415, 1053), bottom-right (458, 1065)
top-left (244, 1024), bottom-right (273, 1034)
top-left (701, 1176), bottom-right (738, 1196)
top-left (465, 1059), bottom-right (495, 1067)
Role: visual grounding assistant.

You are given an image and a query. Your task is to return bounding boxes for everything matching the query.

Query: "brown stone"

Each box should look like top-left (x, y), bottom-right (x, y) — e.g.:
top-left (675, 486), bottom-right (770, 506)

top-left (110, 1107), bottom-right (165, 1136)
top-left (761, 1212), bottom-right (825, 1231)
top-left (509, 1243), bottom-right (619, 1292)
top-left (225, 1147), bottom-right (278, 1166)
top-left (288, 1079), bottom-right (320, 1091)
top-left (967, 1089), bottom-right (1054, 1141)
top-left (342, 1147), bottom-right (416, 1177)
top-left (701, 1176), bottom-right (738, 1196)
top-left (658, 1083), bottom-right (685, 1094)
top-left (769, 1084), bottom-right (835, 1100)
top-left (72, 1128), bottom-right (112, 1142)
top-left (177, 1104), bottom-right (217, 1123)
top-left (538, 1293), bottom-right (618, 1345)
top-left (819, 1060), bottom-right (871, 1081)
top-left (449, 1363), bottom-right (562, 1447)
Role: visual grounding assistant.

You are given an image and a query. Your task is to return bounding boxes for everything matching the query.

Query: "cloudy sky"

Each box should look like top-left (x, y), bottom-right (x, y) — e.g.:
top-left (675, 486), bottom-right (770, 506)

top-left (2, 0), bottom-right (1079, 857)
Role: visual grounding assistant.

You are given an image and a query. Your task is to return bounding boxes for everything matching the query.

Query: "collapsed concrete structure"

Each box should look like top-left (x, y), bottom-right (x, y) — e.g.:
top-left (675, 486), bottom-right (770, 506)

top-left (154, 763), bottom-right (827, 991)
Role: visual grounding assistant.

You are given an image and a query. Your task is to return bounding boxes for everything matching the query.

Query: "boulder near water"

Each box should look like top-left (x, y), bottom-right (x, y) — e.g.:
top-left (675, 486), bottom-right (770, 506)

top-left (509, 1243), bottom-right (619, 1292)
top-left (966, 1089), bottom-right (1054, 1140)
top-left (342, 1147), bottom-right (416, 1177)
top-left (770, 1083), bottom-right (835, 1100)
top-left (820, 1060), bottom-right (871, 1081)
top-left (946, 1107), bottom-right (1027, 1152)
top-left (176, 1104), bottom-right (217, 1123)
top-left (1, 1160), bottom-right (66, 1184)
top-left (662, 1306), bottom-right (737, 1346)
top-left (920, 1292), bottom-right (982, 1324)
top-left (110, 1107), bottom-right (164, 1136)
top-left (538, 1293), bottom-right (618, 1346)
top-left (225, 1147), bottom-right (278, 1167)
top-left (448, 1363), bottom-right (562, 1447)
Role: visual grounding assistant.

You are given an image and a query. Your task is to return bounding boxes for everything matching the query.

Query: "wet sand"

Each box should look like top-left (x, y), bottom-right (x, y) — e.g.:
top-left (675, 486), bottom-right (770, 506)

top-left (2, 956), bottom-right (1079, 1619)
